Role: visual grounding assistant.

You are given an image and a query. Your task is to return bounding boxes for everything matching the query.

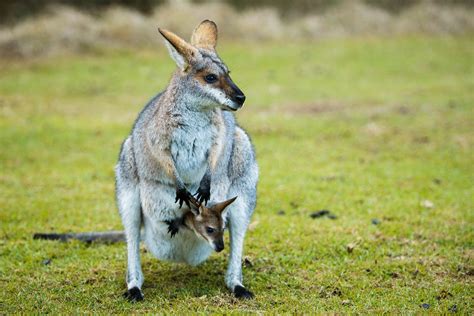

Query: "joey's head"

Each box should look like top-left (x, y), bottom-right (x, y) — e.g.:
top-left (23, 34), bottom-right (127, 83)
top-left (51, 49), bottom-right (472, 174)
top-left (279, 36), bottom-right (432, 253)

top-left (187, 196), bottom-right (237, 252)
top-left (158, 20), bottom-right (245, 111)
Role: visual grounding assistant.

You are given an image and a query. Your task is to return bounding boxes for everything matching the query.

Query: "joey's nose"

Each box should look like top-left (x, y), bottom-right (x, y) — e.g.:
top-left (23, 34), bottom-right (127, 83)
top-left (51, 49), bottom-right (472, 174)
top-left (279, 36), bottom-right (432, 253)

top-left (234, 94), bottom-right (246, 106)
top-left (214, 241), bottom-right (224, 252)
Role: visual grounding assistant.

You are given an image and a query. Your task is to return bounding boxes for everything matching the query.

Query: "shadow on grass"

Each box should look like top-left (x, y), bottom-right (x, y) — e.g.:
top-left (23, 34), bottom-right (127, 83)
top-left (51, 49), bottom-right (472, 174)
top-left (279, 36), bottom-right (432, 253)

top-left (133, 256), bottom-right (229, 299)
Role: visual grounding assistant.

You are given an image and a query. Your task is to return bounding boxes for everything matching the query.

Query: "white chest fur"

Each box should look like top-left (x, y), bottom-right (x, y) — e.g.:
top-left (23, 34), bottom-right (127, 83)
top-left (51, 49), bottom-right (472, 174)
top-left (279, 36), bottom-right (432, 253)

top-left (171, 119), bottom-right (215, 185)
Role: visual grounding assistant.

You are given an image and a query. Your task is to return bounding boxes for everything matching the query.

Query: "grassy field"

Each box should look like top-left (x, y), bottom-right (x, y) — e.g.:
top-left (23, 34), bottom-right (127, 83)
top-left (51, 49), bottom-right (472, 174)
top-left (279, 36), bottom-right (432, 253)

top-left (0, 36), bottom-right (473, 313)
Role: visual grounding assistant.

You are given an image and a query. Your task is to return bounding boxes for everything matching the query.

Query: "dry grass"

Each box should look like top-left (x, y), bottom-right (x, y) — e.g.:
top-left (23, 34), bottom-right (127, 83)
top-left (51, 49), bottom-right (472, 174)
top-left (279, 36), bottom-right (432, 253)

top-left (0, 0), bottom-right (473, 58)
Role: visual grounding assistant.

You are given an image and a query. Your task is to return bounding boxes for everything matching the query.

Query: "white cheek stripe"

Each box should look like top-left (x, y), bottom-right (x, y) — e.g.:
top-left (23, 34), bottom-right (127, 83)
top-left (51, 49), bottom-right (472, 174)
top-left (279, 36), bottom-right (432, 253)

top-left (202, 85), bottom-right (234, 108)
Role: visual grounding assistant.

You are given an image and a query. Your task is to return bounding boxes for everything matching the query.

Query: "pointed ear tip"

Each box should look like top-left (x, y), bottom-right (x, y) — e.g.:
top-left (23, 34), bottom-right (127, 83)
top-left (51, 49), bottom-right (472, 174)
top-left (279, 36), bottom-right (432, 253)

top-left (158, 28), bottom-right (175, 38)
top-left (158, 28), bottom-right (166, 37)
top-left (225, 196), bottom-right (237, 205)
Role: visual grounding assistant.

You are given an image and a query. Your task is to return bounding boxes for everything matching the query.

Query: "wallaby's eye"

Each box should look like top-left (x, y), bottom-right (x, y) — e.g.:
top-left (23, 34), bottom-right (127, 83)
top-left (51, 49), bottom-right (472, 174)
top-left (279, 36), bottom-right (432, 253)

top-left (204, 74), bottom-right (218, 84)
top-left (206, 227), bottom-right (215, 234)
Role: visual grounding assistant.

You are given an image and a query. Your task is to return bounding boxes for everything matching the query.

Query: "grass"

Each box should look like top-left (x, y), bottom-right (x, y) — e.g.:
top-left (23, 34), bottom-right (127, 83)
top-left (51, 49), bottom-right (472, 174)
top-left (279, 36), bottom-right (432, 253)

top-left (0, 35), bottom-right (473, 313)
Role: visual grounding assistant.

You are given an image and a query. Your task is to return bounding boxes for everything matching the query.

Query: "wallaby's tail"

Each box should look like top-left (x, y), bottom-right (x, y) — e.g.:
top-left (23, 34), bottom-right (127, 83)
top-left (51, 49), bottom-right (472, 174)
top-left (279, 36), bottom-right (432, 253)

top-left (33, 231), bottom-right (125, 243)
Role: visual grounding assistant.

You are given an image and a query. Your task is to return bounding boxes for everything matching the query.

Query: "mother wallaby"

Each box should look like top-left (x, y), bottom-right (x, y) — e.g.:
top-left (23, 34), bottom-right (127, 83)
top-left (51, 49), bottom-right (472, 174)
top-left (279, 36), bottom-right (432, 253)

top-left (115, 20), bottom-right (258, 301)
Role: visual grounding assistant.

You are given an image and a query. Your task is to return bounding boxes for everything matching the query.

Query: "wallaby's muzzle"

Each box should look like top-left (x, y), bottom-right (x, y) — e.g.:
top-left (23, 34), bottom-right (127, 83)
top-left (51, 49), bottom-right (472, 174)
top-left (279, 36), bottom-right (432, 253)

top-left (226, 76), bottom-right (246, 109)
top-left (214, 239), bottom-right (225, 252)
top-left (234, 93), bottom-right (246, 106)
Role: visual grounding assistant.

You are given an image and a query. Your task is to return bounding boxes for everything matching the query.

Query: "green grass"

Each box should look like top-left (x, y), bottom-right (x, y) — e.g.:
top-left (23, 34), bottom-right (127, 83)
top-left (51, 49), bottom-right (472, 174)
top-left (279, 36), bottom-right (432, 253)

top-left (0, 35), bottom-right (473, 313)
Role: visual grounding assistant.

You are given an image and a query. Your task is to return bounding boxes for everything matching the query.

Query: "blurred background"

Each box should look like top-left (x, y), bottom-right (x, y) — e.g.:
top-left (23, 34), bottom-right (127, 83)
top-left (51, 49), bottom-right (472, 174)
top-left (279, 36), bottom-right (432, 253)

top-left (0, 0), bottom-right (473, 58)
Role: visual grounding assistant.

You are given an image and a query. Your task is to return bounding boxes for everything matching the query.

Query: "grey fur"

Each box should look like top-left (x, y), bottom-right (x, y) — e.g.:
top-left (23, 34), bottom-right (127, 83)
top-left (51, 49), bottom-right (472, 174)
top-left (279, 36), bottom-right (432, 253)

top-left (115, 23), bottom-right (258, 300)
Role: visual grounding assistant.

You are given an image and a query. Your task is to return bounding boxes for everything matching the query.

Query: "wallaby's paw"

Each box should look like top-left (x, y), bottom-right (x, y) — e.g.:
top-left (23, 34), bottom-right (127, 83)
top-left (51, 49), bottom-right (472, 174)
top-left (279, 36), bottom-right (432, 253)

top-left (195, 176), bottom-right (211, 205)
top-left (164, 219), bottom-right (180, 237)
top-left (234, 285), bottom-right (254, 299)
top-left (123, 287), bottom-right (144, 302)
top-left (175, 187), bottom-right (192, 208)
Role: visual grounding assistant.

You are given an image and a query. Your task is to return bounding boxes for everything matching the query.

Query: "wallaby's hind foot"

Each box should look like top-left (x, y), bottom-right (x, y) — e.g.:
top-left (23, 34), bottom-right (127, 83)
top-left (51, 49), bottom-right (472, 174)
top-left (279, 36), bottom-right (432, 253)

top-left (234, 285), bottom-right (254, 299)
top-left (123, 287), bottom-right (144, 302)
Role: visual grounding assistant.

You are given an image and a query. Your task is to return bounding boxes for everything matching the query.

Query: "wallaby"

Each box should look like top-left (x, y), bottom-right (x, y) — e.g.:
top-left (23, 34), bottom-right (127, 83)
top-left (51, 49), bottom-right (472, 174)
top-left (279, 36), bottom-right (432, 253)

top-left (165, 195), bottom-right (237, 254)
top-left (115, 20), bottom-right (258, 301)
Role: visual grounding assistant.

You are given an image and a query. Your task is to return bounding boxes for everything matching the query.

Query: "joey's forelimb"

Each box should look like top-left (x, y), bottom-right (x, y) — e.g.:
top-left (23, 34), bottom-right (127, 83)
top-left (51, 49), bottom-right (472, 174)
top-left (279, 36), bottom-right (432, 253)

top-left (164, 218), bottom-right (183, 238)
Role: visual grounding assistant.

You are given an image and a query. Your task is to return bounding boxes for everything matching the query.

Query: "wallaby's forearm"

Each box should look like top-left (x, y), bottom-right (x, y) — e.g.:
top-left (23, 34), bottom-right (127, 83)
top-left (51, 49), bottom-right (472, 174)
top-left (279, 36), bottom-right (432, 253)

top-left (196, 118), bottom-right (226, 204)
top-left (33, 231), bottom-right (125, 243)
top-left (156, 155), bottom-right (187, 192)
top-left (145, 127), bottom-right (184, 188)
top-left (196, 170), bottom-right (211, 204)
top-left (149, 142), bottom-right (194, 207)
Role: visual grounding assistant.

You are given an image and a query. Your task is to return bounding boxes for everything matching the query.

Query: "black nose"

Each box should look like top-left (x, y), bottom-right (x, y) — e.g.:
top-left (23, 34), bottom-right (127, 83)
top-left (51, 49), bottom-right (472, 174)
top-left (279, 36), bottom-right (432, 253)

top-left (234, 94), bottom-right (246, 106)
top-left (214, 241), bottom-right (224, 252)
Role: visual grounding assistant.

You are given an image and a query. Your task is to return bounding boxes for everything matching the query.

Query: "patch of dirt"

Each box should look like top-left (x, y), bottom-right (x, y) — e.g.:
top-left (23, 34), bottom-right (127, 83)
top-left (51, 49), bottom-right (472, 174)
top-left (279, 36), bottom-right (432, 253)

top-left (281, 102), bottom-right (347, 115)
top-left (319, 286), bottom-right (343, 298)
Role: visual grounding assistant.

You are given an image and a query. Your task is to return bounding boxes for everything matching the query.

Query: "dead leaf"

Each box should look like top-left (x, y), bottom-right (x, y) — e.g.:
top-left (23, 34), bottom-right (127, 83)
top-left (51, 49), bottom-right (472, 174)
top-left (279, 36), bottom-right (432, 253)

top-left (346, 243), bottom-right (356, 253)
top-left (248, 220), bottom-right (259, 231)
top-left (364, 122), bottom-right (386, 136)
top-left (421, 200), bottom-right (434, 208)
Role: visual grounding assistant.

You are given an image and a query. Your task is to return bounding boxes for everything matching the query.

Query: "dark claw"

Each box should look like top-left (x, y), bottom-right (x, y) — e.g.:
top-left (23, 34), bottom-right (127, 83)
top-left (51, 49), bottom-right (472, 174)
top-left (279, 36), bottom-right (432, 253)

top-left (194, 190), bottom-right (210, 205)
top-left (169, 227), bottom-right (178, 238)
top-left (175, 187), bottom-right (192, 208)
top-left (165, 219), bottom-right (180, 238)
top-left (234, 285), bottom-right (254, 299)
top-left (194, 179), bottom-right (211, 205)
top-left (123, 287), bottom-right (144, 302)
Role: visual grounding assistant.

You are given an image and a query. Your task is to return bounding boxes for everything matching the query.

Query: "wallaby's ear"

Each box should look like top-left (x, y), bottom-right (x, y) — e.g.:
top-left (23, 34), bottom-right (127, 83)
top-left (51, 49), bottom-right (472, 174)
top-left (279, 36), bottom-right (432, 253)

top-left (158, 28), bottom-right (199, 71)
top-left (212, 196), bottom-right (237, 215)
top-left (191, 20), bottom-right (218, 51)
top-left (189, 205), bottom-right (200, 216)
top-left (188, 196), bottom-right (201, 216)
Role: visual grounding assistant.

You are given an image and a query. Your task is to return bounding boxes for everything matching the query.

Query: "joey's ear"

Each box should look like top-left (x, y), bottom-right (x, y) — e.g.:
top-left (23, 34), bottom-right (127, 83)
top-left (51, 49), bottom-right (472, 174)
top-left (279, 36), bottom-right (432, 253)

top-left (189, 203), bottom-right (200, 216)
top-left (188, 196), bottom-right (201, 216)
top-left (190, 204), bottom-right (208, 217)
top-left (190, 207), bottom-right (199, 216)
top-left (158, 28), bottom-right (200, 71)
top-left (212, 196), bottom-right (237, 215)
top-left (191, 20), bottom-right (218, 50)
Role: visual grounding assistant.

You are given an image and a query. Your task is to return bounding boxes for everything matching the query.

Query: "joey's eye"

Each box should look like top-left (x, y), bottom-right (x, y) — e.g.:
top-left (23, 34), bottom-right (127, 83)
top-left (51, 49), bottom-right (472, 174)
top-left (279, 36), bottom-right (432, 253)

top-left (206, 227), bottom-right (215, 234)
top-left (204, 74), bottom-right (218, 84)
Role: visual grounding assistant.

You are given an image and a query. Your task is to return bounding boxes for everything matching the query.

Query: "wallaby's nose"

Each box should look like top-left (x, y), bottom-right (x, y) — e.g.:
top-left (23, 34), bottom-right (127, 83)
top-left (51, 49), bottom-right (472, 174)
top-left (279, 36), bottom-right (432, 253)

top-left (225, 75), bottom-right (246, 107)
top-left (235, 94), bottom-right (246, 106)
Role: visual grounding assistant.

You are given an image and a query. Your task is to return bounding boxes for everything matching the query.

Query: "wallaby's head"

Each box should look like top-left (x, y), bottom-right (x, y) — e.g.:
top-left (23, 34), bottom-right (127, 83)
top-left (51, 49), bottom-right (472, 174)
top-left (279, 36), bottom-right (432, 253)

top-left (186, 196), bottom-right (237, 252)
top-left (158, 20), bottom-right (246, 111)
